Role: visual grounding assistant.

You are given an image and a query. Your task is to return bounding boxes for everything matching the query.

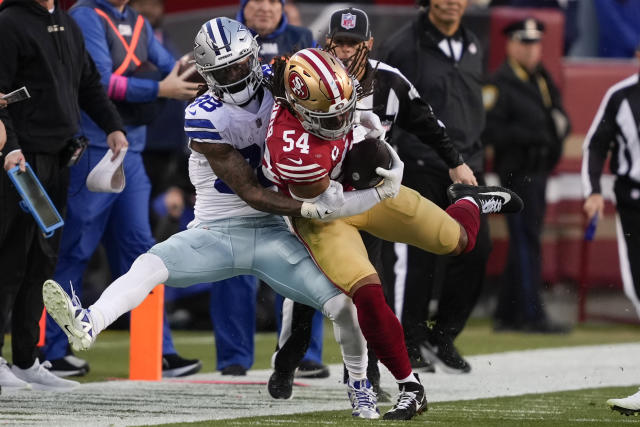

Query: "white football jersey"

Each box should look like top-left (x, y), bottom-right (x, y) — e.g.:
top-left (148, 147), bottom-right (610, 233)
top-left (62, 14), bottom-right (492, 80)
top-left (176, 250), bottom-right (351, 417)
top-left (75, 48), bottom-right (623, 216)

top-left (184, 89), bottom-right (275, 224)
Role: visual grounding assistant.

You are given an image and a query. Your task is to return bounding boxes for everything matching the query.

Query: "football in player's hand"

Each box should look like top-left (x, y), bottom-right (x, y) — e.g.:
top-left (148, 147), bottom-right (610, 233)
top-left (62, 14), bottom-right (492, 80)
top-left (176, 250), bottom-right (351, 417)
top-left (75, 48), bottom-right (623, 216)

top-left (178, 52), bottom-right (205, 84)
top-left (343, 138), bottom-right (393, 190)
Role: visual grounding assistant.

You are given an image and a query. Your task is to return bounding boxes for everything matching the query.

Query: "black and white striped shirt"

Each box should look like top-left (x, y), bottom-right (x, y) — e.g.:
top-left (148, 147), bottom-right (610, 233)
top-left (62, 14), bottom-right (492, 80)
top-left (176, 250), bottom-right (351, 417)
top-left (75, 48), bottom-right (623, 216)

top-left (582, 72), bottom-right (640, 196)
top-left (361, 59), bottom-right (463, 169)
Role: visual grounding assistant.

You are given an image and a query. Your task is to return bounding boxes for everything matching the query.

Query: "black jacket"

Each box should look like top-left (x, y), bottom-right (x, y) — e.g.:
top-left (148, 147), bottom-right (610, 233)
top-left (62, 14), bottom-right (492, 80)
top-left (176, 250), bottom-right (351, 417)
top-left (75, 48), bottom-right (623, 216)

top-left (483, 60), bottom-right (570, 176)
top-left (362, 59), bottom-right (464, 169)
top-left (0, 0), bottom-right (123, 156)
top-left (380, 9), bottom-right (485, 174)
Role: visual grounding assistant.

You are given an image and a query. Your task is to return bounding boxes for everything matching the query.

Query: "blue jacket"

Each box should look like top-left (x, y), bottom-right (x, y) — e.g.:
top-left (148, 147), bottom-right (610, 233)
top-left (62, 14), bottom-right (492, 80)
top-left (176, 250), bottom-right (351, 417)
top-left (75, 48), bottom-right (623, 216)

top-left (70, 0), bottom-right (175, 151)
top-left (236, 4), bottom-right (316, 63)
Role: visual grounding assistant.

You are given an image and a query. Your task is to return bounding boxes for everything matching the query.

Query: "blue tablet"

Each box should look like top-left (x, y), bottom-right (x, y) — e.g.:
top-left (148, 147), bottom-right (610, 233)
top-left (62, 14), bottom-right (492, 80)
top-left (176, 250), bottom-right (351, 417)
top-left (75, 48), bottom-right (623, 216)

top-left (7, 162), bottom-right (64, 238)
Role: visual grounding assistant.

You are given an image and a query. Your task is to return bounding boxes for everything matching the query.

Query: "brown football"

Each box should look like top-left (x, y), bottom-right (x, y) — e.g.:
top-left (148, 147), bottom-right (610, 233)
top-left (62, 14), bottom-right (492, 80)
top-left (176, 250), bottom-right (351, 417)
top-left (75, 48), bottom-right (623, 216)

top-left (178, 52), bottom-right (206, 85)
top-left (343, 138), bottom-right (393, 190)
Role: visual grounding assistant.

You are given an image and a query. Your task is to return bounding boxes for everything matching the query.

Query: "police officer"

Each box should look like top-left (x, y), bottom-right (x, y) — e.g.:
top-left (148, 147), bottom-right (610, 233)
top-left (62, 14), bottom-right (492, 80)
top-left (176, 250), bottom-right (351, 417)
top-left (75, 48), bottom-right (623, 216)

top-left (483, 18), bottom-right (570, 333)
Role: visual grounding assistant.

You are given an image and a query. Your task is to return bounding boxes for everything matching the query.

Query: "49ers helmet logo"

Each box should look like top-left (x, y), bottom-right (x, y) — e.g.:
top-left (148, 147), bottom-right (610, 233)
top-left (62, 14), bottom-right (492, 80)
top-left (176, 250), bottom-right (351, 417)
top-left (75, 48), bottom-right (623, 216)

top-left (288, 71), bottom-right (309, 100)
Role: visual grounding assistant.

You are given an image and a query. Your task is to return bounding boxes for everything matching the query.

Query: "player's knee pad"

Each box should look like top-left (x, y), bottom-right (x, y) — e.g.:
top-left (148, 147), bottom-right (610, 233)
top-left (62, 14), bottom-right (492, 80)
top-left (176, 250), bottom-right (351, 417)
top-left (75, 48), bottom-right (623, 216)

top-left (132, 252), bottom-right (170, 285)
top-left (321, 292), bottom-right (353, 322)
top-left (322, 293), bottom-right (367, 375)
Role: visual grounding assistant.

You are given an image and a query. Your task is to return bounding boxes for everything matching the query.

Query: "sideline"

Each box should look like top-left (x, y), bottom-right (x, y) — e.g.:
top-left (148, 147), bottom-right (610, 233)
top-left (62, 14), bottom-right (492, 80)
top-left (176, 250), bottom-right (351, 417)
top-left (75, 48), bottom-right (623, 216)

top-left (1, 343), bottom-right (639, 426)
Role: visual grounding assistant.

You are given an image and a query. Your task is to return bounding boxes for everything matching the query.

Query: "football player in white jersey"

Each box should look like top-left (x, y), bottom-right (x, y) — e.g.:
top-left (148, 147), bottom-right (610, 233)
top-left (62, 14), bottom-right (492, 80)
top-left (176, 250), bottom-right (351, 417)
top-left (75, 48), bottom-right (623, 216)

top-left (41, 17), bottom-right (403, 419)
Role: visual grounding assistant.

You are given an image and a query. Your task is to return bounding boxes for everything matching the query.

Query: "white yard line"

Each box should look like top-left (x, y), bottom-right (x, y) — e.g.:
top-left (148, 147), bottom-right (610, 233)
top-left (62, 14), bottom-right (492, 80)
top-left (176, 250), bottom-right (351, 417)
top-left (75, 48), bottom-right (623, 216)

top-left (1, 343), bottom-right (638, 426)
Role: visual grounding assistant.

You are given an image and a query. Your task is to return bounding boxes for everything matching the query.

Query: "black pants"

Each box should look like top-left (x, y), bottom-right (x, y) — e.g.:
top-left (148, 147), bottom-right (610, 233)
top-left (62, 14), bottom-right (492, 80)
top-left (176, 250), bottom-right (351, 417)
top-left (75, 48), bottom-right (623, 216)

top-left (382, 168), bottom-right (491, 356)
top-left (614, 178), bottom-right (640, 317)
top-left (494, 172), bottom-right (548, 325)
top-left (0, 152), bottom-right (69, 368)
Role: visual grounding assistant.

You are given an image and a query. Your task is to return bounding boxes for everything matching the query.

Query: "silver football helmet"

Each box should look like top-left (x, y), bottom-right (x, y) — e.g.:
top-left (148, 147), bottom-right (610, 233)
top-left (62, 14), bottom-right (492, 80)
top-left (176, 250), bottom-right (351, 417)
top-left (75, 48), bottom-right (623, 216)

top-left (193, 17), bottom-right (262, 105)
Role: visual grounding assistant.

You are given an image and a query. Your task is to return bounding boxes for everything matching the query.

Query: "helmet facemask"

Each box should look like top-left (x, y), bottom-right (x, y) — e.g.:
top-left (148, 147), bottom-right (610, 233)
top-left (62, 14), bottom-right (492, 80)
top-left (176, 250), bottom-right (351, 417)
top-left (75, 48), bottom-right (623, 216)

top-left (283, 48), bottom-right (358, 141)
top-left (289, 92), bottom-right (357, 140)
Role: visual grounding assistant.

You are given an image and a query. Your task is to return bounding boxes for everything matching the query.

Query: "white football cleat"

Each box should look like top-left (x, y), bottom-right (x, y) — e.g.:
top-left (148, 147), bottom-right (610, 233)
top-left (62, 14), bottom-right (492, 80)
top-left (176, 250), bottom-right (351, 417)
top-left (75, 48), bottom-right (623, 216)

top-left (607, 388), bottom-right (640, 416)
top-left (42, 279), bottom-right (96, 352)
top-left (347, 378), bottom-right (380, 419)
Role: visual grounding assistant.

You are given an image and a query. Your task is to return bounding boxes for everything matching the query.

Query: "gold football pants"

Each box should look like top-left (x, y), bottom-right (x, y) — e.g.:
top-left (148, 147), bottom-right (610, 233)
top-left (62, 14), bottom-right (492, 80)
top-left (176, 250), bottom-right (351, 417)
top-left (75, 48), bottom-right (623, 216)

top-left (291, 185), bottom-right (460, 294)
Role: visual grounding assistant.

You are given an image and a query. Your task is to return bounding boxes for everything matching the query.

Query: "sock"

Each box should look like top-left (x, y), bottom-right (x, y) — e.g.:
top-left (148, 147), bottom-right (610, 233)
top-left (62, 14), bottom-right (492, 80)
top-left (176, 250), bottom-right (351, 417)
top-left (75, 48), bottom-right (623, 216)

top-left (446, 199), bottom-right (480, 253)
top-left (351, 284), bottom-right (412, 380)
top-left (89, 253), bottom-right (168, 335)
top-left (322, 293), bottom-right (368, 380)
top-left (397, 372), bottom-right (419, 384)
top-left (349, 371), bottom-right (367, 381)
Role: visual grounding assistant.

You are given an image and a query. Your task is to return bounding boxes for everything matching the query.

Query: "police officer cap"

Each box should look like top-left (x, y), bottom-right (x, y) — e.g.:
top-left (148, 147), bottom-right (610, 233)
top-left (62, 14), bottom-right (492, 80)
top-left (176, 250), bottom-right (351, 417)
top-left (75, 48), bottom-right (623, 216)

top-left (328, 7), bottom-right (371, 42)
top-left (503, 18), bottom-right (545, 43)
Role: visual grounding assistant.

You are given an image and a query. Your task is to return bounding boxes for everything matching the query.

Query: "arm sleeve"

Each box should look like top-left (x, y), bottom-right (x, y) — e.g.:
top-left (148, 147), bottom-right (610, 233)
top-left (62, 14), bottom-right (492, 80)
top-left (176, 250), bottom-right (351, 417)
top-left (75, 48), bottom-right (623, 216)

top-left (581, 92), bottom-right (618, 197)
top-left (396, 80), bottom-right (464, 168)
top-left (0, 22), bottom-right (20, 154)
top-left (70, 7), bottom-right (161, 103)
top-left (320, 187), bottom-right (380, 220)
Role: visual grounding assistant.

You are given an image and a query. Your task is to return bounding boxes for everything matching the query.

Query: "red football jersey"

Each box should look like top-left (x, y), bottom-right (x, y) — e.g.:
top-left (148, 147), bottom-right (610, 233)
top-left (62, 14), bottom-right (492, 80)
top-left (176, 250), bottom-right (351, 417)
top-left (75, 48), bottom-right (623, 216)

top-left (263, 103), bottom-right (353, 195)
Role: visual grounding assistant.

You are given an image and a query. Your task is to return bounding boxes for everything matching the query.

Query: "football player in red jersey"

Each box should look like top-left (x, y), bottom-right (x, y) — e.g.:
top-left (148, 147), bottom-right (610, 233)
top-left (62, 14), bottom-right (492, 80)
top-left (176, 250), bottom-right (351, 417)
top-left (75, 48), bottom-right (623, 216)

top-left (262, 48), bottom-right (523, 420)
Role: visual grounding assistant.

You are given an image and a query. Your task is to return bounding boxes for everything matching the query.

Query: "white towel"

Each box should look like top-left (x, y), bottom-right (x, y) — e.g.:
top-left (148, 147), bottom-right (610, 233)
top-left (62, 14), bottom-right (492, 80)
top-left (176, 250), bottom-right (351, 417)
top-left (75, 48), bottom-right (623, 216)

top-left (86, 148), bottom-right (127, 193)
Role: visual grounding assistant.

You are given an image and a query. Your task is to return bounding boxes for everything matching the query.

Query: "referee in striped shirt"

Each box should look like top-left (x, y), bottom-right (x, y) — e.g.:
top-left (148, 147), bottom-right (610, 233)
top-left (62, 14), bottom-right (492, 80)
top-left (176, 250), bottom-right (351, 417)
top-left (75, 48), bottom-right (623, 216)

top-left (581, 42), bottom-right (640, 320)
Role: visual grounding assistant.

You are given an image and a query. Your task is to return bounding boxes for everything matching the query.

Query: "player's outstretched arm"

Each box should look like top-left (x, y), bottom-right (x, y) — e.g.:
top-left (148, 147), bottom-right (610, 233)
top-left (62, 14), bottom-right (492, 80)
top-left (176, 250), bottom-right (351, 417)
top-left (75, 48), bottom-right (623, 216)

top-left (191, 140), bottom-right (304, 217)
top-left (289, 176), bottom-right (383, 221)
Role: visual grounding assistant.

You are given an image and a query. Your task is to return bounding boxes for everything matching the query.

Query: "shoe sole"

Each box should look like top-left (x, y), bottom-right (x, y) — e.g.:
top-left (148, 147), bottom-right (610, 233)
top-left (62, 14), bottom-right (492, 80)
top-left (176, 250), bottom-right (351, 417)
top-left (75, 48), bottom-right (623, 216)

top-left (42, 280), bottom-right (92, 351)
top-left (28, 381), bottom-right (80, 392)
top-left (294, 369), bottom-right (330, 379)
top-left (353, 411), bottom-right (380, 419)
top-left (48, 368), bottom-right (88, 378)
top-left (608, 404), bottom-right (640, 416)
top-left (162, 361), bottom-right (203, 378)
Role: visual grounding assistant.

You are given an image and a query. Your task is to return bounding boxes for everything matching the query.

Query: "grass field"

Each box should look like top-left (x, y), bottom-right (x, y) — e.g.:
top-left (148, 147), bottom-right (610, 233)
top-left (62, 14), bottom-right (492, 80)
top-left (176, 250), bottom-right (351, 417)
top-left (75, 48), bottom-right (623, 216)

top-left (152, 387), bottom-right (640, 426)
top-left (2, 318), bottom-right (639, 426)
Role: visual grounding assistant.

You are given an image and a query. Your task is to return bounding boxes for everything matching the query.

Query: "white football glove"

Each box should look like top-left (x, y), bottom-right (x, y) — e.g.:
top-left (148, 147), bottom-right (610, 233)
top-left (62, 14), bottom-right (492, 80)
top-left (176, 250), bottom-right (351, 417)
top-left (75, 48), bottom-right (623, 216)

top-left (374, 140), bottom-right (404, 200)
top-left (300, 180), bottom-right (346, 219)
top-left (357, 110), bottom-right (386, 140)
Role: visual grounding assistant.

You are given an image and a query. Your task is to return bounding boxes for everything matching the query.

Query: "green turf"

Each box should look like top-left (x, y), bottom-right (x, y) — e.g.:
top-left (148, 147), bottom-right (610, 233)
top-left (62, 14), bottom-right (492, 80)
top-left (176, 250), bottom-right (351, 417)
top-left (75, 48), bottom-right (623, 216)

top-left (147, 386), bottom-right (640, 426)
top-left (3, 317), bottom-right (638, 382)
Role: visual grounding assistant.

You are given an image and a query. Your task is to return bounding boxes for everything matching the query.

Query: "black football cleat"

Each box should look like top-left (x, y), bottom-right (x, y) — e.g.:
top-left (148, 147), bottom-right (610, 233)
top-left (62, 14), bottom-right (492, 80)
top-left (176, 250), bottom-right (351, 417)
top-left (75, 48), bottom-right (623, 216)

top-left (220, 364), bottom-right (247, 376)
top-left (447, 184), bottom-right (524, 214)
top-left (162, 354), bottom-right (202, 378)
top-left (268, 370), bottom-right (295, 400)
top-left (420, 335), bottom-right (471, 374)
top-left (383, 374), bottom-right (428, 420)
